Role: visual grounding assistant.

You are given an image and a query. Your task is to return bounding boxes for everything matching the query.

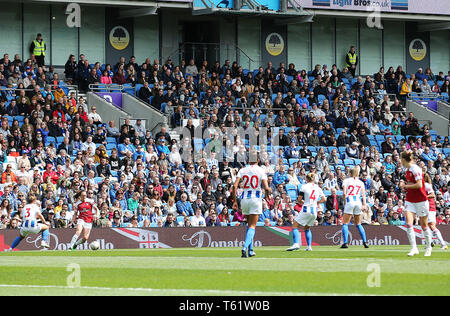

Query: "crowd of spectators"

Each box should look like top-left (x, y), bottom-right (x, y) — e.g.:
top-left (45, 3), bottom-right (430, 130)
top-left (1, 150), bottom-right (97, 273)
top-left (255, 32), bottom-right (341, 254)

top-left (0, 50), bottom-right (449, 232)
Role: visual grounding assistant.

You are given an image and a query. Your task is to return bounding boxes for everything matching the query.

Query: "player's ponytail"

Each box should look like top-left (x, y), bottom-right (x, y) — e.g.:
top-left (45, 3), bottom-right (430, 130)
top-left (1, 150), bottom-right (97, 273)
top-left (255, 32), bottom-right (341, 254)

top-left (27, 194), bottom-right (36, 204)
top-left (306, 173), bottom-right (315, 182)
top-left (74, 191), bottom-right (82, 201)
top-left (351, 166), bottom-right (360, 178)
top-left (401, 150), bottom-right (413, 162)
top-left (424, 173), bottom-right (431, 184)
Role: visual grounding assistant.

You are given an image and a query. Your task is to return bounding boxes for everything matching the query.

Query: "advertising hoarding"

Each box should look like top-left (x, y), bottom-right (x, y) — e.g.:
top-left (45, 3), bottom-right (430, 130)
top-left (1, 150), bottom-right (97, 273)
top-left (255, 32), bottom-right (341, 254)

top-left (1, 225), bottom-right (448, 251)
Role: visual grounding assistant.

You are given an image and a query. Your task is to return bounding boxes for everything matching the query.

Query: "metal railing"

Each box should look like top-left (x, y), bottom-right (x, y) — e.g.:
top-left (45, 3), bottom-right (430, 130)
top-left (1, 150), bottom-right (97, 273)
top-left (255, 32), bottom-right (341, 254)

top-left (407, 92), bottom-right (446, 102)
top-left (230, 43), bottom-right (258, 71)
top-left (176, 105), bottom-right (408, 115)
top-left (372, 93), bottom-right (398, 102)
top-left (119, 117), bottom-right (149, 131)
top-left (437, 101), bottom-right (450, 120)
top-left (408, 92), bottom-right (449, 118)
top-left (163, 42), bottom-right (258, 71)
top-left (0, 84), bottom-right (80, 100)
top-left (88, 83), bottom-right (135, 94)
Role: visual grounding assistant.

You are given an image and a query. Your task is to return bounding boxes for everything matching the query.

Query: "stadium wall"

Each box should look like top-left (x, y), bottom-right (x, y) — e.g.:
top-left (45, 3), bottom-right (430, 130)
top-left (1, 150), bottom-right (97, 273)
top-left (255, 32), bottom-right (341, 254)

top-left (406, 100), bottom-right (449, 136)
top-left (0, 2), bottom-right (448, 75)
top-left (86, 92), bottom-right (133, 127)
top-left (1, 226), bottom-right (449, 251)
top-left (121, 93), bottom-right (168, 133)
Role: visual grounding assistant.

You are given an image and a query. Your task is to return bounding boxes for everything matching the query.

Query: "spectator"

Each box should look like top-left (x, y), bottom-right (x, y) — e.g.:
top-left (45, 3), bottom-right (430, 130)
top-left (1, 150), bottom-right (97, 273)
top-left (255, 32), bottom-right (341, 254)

top-left (30, 33), bottom-right (46, 67)
top-left (326, 188), bottom-right (344, 214)
top-left (185, 59), bottom-right (198, 76)
top-left (345, 46), bottom-right (358, 77)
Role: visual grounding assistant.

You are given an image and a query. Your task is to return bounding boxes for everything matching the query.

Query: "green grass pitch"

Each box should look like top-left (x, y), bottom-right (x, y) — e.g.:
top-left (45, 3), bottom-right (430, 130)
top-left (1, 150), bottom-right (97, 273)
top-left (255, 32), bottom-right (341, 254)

top-left (0, 246), bottom-right (448, 296)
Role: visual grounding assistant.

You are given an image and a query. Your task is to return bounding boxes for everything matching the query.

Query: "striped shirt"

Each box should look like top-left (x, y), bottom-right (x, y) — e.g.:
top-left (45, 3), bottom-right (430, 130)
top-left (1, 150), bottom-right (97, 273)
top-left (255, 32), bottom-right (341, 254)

top-left (237, 165), bottom-right (267, 199)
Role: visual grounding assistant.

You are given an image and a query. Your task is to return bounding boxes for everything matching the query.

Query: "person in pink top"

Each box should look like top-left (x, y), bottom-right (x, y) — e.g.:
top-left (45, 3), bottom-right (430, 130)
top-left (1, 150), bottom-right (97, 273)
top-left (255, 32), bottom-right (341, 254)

top-left (100, 70), bottom-right (112, 85)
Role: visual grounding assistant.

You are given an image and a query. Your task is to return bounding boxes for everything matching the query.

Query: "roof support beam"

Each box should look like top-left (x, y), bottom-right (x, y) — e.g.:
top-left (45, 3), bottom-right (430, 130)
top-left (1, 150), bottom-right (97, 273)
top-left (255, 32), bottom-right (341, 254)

top-left (273, 15), bottom-right (314, 25)
top-left (118, 7), bottom-right (157, 19)
top-left (417, 22), bottom-right (450, 32)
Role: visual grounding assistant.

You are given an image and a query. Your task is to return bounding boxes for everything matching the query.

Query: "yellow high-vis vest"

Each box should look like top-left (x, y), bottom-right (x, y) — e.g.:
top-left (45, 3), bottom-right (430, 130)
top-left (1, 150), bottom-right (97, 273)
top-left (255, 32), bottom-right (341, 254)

top-left (346, 52), bottom-right (357, 67)
top-left (33, 40), bottom-right (46, 57)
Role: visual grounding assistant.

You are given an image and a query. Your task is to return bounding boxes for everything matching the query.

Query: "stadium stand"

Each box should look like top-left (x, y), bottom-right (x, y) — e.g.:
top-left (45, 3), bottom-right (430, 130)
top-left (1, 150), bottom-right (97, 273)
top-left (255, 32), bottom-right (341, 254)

top-left (0, 49), bottom-right (449, 231)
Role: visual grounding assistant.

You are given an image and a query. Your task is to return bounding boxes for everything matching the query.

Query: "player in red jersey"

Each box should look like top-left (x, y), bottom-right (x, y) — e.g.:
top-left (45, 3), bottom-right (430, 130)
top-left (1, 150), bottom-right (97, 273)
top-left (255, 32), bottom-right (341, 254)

top-left (399, 151), bottom-right (432, 257)
top-left (424, 174), bottom-right (448, 250)
top-left (68, 191), bottom-right (99, 250)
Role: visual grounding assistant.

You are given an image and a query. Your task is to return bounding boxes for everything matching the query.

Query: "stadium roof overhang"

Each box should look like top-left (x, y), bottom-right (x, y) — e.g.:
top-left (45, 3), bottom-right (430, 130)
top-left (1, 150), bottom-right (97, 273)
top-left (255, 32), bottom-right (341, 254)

top-left (192, 0), bottom-right (314, 20)
top-left (307, 8), bottom-right (450, 22)
top-left (191, 7), bottom-right (313, 19)
top-left (6, 0), bottom-right (191, 9)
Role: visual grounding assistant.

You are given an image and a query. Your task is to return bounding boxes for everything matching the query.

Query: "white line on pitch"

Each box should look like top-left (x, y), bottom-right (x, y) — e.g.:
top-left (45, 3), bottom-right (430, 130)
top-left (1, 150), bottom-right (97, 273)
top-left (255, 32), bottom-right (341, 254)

top-left (0, 284), bottom-right (389, 296)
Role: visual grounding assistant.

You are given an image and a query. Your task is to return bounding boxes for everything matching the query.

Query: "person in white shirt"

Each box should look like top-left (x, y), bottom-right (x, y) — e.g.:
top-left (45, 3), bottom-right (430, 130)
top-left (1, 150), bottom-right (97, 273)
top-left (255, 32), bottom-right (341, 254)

top-left (384, 107), bottom-right (394, 124)
top-left (231, 148), bottom-right (271, 257)
top-left (190, 208), bottom-right (206, 227)
top-left (81, 136), bottom-right (96, 156)
top-left (15, 168), bottom-right (32, 185)
top-left (7, 195), bottom-right (50, 251)
top-left (169, 145), bottom-right (182, 166)
top-left (134, 119), bottom-right (146, 138)
top-left (87, 106), bottom-right (102, 124)
top-left (323, 173), bottom-right (338, 191)
top-left (287, 172), bottom-right (326, 252)
top-left (443, 186), bottom-right (450, 204)
top-left (341, 166), bottom-right (370, 249)
top-left (206, 152), bottom-right (218, 171)
top-left (393, 199), bottom-right (405, 214)
top-left (311, 104), bottom-right (325, 118)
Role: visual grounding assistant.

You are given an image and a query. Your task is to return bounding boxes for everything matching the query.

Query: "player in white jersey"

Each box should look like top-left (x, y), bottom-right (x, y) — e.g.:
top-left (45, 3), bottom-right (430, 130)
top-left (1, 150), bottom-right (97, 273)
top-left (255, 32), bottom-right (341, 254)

top-left (6, 195), bottom-right (50, 251)
top-left (286, 173), bottom-right (326, 251)
top-left (340, 166), bottom-right (369, 249)
top-left (231, 148), bottom-right (271, 258)
top-left (424, 174), bottom-right (448, 250)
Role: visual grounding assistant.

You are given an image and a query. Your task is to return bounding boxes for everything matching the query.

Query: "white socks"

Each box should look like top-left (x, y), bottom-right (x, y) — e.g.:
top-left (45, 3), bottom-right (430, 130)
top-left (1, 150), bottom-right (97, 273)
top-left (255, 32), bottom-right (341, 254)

top-left (70, 234), bottom-right (79, 248)
top-left (433, 229), bottom-right (446, 246)
top-left (74, 238), bottom-right (86, 247)
top-left (407, 226), bottom-right (417, 250)
top-left (423, 228), bottom-right (432, 248)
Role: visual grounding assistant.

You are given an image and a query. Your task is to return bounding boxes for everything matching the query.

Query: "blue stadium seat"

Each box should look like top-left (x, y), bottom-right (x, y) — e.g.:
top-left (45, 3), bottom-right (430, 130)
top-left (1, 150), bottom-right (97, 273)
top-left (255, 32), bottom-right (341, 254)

top-left (194, 139), bottom-right (204, 151)
top-left (328, 146), bottom-right (338, 153)
top-left (344, 159), bottom-right (354, 166)
top-left (122, 84), bottom-right (134, 95)
top-left (46, 136), bottom-right (56, 144)
top-left (135, 83), bottom-right (143, 96)
top-left (106, 143), bottom-right (116, 150)
top-left (318, 95), bottom-right (326, 105)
